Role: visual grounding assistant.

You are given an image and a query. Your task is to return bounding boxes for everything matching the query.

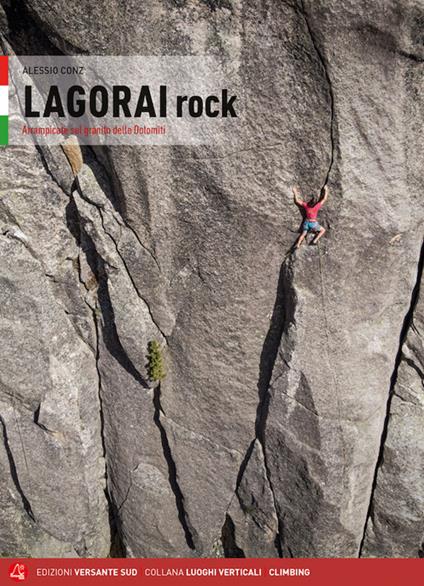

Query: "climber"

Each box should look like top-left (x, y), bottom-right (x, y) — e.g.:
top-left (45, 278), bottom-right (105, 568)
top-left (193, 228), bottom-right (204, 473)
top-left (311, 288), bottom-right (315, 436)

top-left (292, 185), bottom-right (328, 249)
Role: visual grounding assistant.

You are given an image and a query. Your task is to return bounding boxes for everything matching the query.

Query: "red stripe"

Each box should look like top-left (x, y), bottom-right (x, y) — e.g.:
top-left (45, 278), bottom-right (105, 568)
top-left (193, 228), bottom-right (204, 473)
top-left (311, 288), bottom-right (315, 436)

top-left (1, 558), bottom-right (424, 586)
top-left (0, 55), bottom-right (8, 86)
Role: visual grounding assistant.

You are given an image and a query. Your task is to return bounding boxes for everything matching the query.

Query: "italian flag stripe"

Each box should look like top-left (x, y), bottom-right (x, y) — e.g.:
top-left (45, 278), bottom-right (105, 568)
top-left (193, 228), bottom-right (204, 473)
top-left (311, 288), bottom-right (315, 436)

top-left (0, 56), bottom-right (8, 146)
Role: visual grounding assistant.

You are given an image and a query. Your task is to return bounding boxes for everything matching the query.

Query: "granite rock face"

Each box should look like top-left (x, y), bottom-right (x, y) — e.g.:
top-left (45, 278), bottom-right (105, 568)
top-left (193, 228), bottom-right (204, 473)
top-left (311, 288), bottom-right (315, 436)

top-left (0, 0), bottom-right (423, 558)
top-left (0, 110), bottom-right (109, 556)
top-left (362, 260), bottom-right (424, 558)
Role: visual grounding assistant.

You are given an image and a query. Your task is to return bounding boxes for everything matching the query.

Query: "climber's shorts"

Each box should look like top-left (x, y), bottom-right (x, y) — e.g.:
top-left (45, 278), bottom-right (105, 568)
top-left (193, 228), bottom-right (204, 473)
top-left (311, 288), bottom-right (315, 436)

top-left (303, 220), bottom-right (321, 232)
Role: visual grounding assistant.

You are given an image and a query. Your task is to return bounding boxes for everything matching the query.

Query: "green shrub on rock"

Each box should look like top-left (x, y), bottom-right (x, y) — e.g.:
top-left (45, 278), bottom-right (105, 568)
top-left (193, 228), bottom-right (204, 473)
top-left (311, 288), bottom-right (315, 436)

top-left (147, 340), bottom-right (166, 382)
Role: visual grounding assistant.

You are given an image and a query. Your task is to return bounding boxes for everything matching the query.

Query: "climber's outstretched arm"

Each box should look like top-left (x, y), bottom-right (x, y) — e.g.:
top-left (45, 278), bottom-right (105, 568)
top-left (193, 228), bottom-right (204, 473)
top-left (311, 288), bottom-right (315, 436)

top-left (292, 185), bottom-right (304, 206)
top-left (320, 185), bottom-right (329, 204)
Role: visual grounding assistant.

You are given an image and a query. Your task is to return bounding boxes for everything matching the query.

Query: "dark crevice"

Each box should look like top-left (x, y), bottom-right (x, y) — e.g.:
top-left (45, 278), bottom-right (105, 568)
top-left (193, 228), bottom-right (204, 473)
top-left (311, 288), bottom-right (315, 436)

top-left (33, 403), bottom-right (40, 425)
top-left (65, 195), bottom-right (139, 557)
top-left (80, 175), bottom-right (163, 354)
top-left (92, 304), bottom-right (126, 558)
top-left (1, 0), bottom-right (87, 56)
top-left (221, 514), bottom-right (245, 558)
top-left (65, 195), bottom-right (126, 555)
top-left (80, 227), bottom-right (127, 557)
top-left (21, 143), bottom-right (133, 557)
top-left (34, 134), bottom-right (135, 557)
top-left (153, 384), bottom-right (197, 552)
top-left (116, 470), bottom-right (135, 513)
top-left (286, 544), bottom-right (295, 558)
top-left (3, 8), bottom-right (140, 557)
top-left (228, 4), bottom-right (338, 558)
top-left (255, 259), bottom-right (296, 443)
top-left (0, 415), bottom-right (36, 522)
top-left (254, 258), bottom-right (297, 557)
top-left (231, 438), bottom-right (283, 553)
top-left (89, 148), bottom-right (128, 221)
top-left (358, 239), bottom-right (424, 556)
top-left (108, 494), bottom-right (126, 558)
top-left (30, 105), bottom-right (146, 558)
top-left (299, 0), bottom-right (335, 188)
top-left (398, 50), bottom-right (424, 63)
top-left (233, 258), bottom-right (296, 558)
top-left (73, 177), bottom-right (166, 339)
top-left (66, 197), bottom-right (149, 390)
top-left (96, 207), bottom-right (167, 341)
top-left (403, 355), bottom-right (424, 380)
top-left (87, 147), bottom-right (161, 272)
top-left (234, 439), bottom-right (255, 495)
top-left (232, 5), bottom-right (338, 555)
top-left (0, 0), bottom-right (62, 56)
top-left (32, 404), bottom-right (51, 433)
top-left (201, 0), bottom-right (233, 13)
top-left (274, 533), bottom-right (284, 558)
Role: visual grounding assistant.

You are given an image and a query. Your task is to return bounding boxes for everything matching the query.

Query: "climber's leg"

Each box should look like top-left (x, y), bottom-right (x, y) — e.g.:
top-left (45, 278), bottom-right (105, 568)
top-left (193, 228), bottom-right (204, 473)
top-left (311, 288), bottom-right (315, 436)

top-left (295, 230), bottom-right (308, 249)
top-left (312, 227), bottom-right (326, 244)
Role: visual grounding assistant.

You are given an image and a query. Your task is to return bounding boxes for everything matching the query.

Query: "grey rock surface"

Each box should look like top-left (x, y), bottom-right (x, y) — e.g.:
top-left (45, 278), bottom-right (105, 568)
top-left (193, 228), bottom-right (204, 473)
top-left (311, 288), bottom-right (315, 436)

top-left (226, 440), bottom-right (279, 558)
top-left (0, 0), bottom-right (423, 559)
top-left (0, 141), bottom-right (110, 556)
top-left (362, 259), bottom-right (424, 558)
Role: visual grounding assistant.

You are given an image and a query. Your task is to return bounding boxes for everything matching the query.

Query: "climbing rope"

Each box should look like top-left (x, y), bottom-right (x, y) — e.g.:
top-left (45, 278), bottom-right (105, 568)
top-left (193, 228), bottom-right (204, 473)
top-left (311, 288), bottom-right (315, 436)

top-left (316, 242), bottom-right (348, 492)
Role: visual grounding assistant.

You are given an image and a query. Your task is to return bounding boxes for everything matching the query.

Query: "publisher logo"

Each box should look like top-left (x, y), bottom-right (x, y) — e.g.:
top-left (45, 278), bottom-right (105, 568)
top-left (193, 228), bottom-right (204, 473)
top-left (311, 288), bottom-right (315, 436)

top-left (9, 562), bottom-right (28, 582)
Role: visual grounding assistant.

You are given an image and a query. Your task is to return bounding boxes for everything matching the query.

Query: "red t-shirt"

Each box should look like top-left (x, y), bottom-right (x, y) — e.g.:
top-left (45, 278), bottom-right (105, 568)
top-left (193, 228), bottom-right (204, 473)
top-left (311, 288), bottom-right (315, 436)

top-left (301, 201), bottom-right (322, 221)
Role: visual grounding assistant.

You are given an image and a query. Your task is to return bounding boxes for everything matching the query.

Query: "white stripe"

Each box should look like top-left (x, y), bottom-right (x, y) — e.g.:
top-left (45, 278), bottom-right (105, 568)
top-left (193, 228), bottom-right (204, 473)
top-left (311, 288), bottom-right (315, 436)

top-left (0, 86), bottom-right (8, 116)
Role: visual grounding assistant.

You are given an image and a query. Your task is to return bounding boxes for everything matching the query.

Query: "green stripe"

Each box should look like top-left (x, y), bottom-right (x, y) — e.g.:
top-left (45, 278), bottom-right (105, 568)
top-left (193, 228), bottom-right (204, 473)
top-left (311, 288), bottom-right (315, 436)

top-left (0, 116), bottom-right (8, 146)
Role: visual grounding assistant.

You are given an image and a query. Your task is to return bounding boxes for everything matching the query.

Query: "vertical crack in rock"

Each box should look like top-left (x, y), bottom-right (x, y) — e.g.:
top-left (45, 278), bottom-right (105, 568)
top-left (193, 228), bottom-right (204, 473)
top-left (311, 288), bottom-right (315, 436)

top-left (66, 196), bottom-right (149, 389)
top-left (233, 441), bottom-right (255, 495)
top-left (254, 258), bottom-right (296, 556)
top-left (358, 239), bottom-right (424, 556)
top-left (96, 207), bottom-right (167, 342)
top-left (73, 184), bottom-right (167, 341)
top-left (4, 38), bottom-right (141, 556)
top-left (255, 259), bottom-right (296, 443)
top-left (234, 12), bottom-right (337, 547)
top-left (221, 514), bottom-right (245, 557)
top-left (64, 195), bottom-right (126, 556)
top-left (68, 175), bottom-right (182, 555)
top-left (0, 415), bottom-right (36, 522)
top-left (233, 258), bottom-right (296, 556)
top-left (299, 0), bottom-right (335, 186)
top-left (116, 464), bottom-right (138, 513)
top-left (0, 41), bottom-right (118, 549)
top-left (2, 31), bottom-right (165, 553)
top-left (152, 385), bottom-right (197, 552)
top-left (91, 293), bottom-right (125, 557)
top-left (88, 147), bottom-right (161, 272)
